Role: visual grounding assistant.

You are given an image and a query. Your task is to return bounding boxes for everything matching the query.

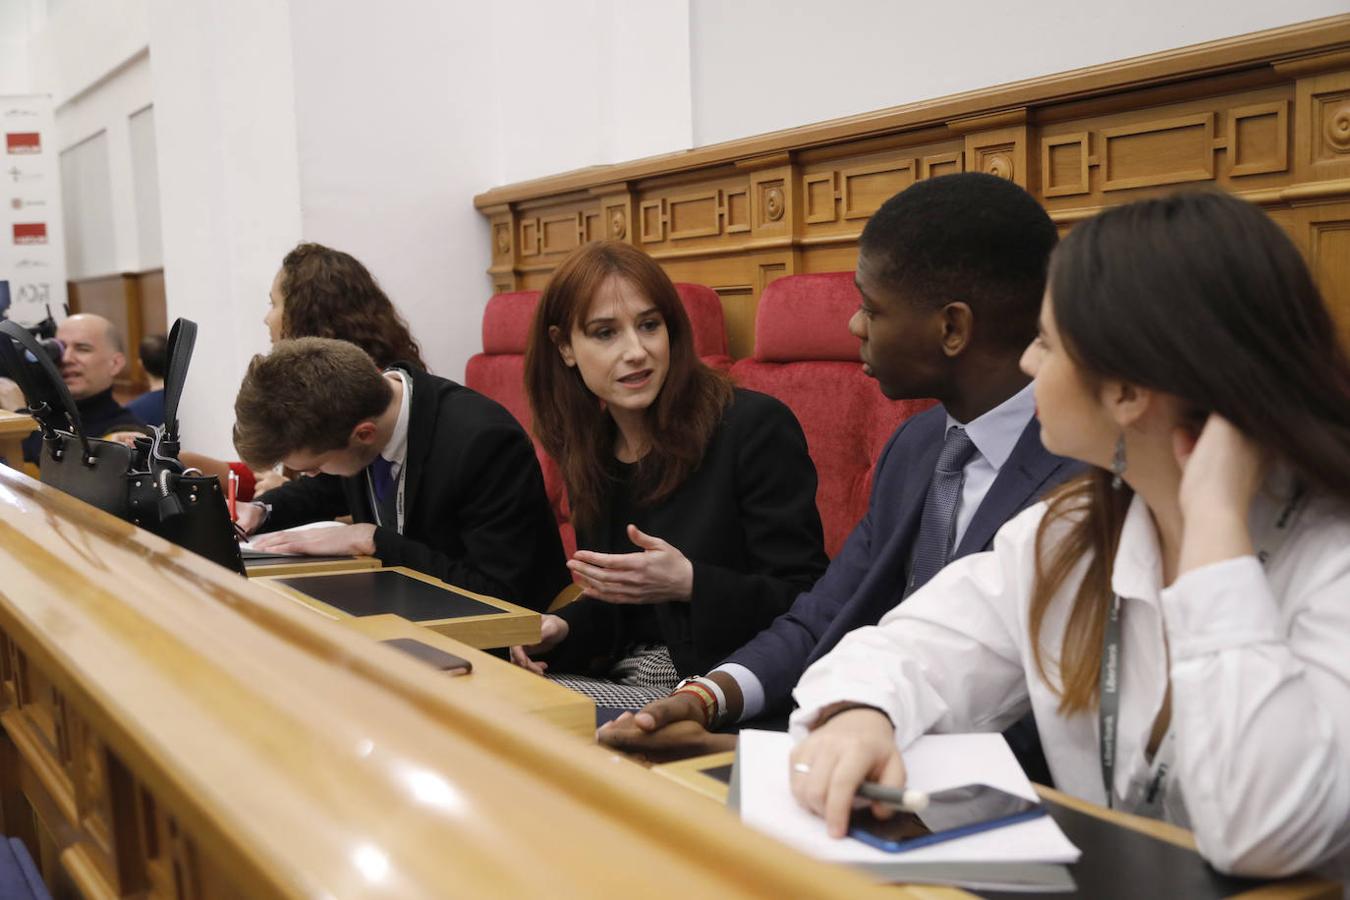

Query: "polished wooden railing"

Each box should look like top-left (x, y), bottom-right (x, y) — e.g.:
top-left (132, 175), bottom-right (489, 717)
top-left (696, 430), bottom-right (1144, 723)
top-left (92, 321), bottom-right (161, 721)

top-left (475, 15), bottom-right (1350, 357)
top-left (0, 465), bottom-right (899, 899)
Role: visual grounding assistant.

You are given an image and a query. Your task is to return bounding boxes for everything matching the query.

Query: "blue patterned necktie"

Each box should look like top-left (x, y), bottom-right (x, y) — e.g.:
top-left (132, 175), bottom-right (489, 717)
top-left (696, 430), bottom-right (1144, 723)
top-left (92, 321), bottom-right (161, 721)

top-left (369, 455), bottom-right (399, 529)
top-left (369, 455), bottom-right (395, 502)
top-left (908, 426), bottom-right (978, 593)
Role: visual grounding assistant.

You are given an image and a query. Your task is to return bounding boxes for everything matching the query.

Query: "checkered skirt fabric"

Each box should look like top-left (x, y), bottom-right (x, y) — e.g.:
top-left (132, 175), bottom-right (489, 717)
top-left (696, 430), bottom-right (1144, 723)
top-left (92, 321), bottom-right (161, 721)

top-left (546, 643), bottom-right (680, 710)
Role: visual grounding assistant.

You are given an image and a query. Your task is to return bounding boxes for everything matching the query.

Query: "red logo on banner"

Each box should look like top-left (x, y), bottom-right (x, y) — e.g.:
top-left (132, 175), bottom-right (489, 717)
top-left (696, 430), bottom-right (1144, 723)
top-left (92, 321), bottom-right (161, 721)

top-left (13, 223), bottom-right (47, 245)
top-left (6, 133), bottom-right (40, 154)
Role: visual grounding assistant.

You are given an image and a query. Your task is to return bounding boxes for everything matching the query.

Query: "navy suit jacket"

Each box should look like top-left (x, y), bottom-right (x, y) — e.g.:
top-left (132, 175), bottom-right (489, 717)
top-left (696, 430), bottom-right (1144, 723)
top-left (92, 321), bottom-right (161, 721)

top-left (724, 403), bottom-right (1083, 718)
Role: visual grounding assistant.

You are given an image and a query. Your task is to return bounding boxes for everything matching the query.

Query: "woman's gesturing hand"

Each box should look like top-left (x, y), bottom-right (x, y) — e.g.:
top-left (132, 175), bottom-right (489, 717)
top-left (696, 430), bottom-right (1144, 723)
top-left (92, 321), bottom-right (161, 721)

top-left (567, 524), bottom-right (695, 604)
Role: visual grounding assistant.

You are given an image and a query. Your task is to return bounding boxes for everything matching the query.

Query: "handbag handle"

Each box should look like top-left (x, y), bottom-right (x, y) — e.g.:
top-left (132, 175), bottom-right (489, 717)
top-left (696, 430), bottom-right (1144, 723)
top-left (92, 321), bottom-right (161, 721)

top-left (0, 319), bottom-right (94, 463)
top-left (160, 318), bottom-right (196, 445)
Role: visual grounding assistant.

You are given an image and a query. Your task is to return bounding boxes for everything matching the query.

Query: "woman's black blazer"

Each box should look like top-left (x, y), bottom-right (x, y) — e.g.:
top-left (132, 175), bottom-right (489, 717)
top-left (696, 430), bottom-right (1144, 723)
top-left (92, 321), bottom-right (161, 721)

top-left (550, 388), bottom-right (828, 676)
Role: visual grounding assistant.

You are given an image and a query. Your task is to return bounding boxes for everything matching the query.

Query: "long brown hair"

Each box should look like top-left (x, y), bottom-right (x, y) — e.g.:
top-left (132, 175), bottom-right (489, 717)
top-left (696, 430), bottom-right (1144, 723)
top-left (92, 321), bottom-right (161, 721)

top-left (1029, 192), bottom-right (1350, 714)
top-left (279, 242), bottom-right (428, 371)
top-left (525, 241), bottom-right (733, 530)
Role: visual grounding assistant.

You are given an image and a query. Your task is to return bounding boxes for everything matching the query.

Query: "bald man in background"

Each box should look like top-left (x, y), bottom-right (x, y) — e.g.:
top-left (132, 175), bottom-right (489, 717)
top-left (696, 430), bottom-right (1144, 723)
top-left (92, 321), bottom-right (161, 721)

top-left (7, 313), bottom-right (146, 464)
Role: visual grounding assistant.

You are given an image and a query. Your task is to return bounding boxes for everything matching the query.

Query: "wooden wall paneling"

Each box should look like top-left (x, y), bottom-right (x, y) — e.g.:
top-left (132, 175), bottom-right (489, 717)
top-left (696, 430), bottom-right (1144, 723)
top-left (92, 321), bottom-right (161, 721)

top-left (1099, 111), bottom-right (1218, 191)
top-left (1297, 201), bottom-right (1350, 346)
top-left (483, 203), bottom-right (519, 294)
top-left (921, 150), bottom-right (965, 179)
top-left (743, 153), bottom-right (794, 245)
top-left (950, 109), bottom-right (1031, 189)
top-left (137, 270), bottom-right (167, 342)
top-left (1037, 83), bottom-right (1302, 226)
top-left (593, 183), bottom-right (635, 245)
top-left (964, 124), bottom-right (1031, 188)
top-left (476, 17), bottom-right (1350, 347)
top-left (1295, 68), bottom-right (1350, 182)
top-left (1042, 132), bottom-right (1092, 197)
top-left (1228, 101), bottom-right (1290, 177)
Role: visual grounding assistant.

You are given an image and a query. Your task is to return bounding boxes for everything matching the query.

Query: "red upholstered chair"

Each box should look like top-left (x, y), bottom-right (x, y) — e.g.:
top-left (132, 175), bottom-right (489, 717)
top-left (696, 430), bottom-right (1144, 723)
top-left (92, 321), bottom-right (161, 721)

top-left (464, 291), bottom-right (578, 556)
top-left (730, 273), bottom-right (936, 557)
top-left (675, 283), bottom-right (734, 372)
top-left (464, 291), bottom-right (539, 429)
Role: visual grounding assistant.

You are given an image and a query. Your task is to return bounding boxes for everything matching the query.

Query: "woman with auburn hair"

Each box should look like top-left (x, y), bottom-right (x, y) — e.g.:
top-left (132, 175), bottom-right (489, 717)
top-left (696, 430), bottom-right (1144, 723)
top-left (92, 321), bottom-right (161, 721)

top-left (786, 192), bottom-right (1350, 881)
top-left (511, 241), bottom-right (829, 711)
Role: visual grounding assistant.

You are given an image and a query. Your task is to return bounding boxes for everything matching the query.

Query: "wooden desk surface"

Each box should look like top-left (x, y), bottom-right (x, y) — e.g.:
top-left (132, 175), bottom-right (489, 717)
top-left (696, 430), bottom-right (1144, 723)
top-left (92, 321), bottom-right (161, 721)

top-left (256, 565), bottom-right (542, 649)
top-left (243, 554), bottom-right (381, 578)
top-left (0, 462), bottom-right (902, 898)
top-left (343, 614), bottom-right (594, 739)
top-left (0, 411), bottom-right (34, 470)
top-left (0, 411), bottom-right (35, 436)
top-left (653, 754), bottom-right (1341, 900)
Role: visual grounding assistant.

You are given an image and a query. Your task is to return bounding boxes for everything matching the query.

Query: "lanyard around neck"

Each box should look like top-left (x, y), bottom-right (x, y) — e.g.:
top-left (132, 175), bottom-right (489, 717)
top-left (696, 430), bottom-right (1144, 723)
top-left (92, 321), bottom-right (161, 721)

top-left (1097, 485), bottom-right (1306, 809)
top-left (367, 462), bottom-right (407, 534)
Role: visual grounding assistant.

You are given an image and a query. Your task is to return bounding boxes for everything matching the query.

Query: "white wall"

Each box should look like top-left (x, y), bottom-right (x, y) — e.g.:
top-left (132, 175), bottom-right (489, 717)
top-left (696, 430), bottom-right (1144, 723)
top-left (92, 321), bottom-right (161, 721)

top-left (689, 0), bottom-right (1350, 146)
top-left (49, 49), bottom-right (154, 275)
top-left (58, 129), bottom-right (115, 277)
top-left (128, 104), bottom-right (161, 270)
top-left (288, 0), bottom-right (692, 392)
top-left (23, 0), bottom-right (1347, 455)
top-left (0, 0), bottom-right (40, 94)
top-left (148, 0), bottom-right (305, 456)
top-left (28, 0), bottom-right (148, 108)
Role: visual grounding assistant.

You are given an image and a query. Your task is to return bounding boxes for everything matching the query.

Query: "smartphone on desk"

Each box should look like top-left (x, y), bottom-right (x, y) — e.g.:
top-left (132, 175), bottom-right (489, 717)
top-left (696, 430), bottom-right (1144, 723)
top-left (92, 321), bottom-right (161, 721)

top-left (849, 783), bottom-right (1046, 853)
top-left (381, 638), bottom-right (473, 675)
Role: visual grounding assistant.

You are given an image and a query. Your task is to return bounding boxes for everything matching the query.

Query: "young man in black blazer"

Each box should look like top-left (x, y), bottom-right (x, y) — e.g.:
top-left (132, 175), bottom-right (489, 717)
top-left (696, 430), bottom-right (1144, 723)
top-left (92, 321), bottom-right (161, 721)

top-left (233, 337), bottom-right (568, 612)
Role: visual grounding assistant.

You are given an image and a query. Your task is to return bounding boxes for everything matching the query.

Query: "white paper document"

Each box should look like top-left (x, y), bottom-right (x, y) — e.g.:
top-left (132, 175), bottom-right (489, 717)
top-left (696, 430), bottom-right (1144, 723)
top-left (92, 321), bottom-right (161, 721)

top-left (239, 519), bottom-right (345, 556)
top-left (739, 730), bottom-right (1081, 865)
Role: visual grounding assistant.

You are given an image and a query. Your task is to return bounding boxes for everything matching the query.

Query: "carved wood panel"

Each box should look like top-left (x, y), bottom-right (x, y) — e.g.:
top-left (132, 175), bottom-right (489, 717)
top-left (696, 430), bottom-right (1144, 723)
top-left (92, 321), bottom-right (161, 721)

top-left (0, 624), bottom-right (241, 899)
top-left (1296, 69), bottom-right (1350, 181)
top-left (477, 22), bottom-right (1350, 355)
top-left (1299, 201), bottom-right (1350, 346)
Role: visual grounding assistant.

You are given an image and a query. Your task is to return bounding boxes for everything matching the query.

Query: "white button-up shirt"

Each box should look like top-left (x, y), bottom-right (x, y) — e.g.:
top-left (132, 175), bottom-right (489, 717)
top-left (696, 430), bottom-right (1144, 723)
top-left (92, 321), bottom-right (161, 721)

top-left (791, 482), bottom-right (1350, 883)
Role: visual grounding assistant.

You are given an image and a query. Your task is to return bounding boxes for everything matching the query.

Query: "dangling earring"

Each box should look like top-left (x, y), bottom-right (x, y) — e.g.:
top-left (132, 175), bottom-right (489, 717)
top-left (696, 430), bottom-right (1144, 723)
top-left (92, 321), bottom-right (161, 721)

top-left (1110, 434), bottom-right (1127, 490)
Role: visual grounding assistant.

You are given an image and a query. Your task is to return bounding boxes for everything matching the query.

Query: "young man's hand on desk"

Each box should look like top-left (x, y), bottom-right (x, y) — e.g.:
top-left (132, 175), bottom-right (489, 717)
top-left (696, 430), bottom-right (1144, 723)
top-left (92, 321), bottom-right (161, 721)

top-left (599, 669), bottom-right (742, 758)
top-left (249, 522), bottom-right (377, 557)
top-left (598, 703), bottom-right (736, 761)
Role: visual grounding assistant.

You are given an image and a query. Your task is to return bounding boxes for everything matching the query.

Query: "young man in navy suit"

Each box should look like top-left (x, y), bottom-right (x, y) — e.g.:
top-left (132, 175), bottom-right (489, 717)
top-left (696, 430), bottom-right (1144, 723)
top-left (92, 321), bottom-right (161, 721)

top-left (598, 173), bottom-right (1081, 777)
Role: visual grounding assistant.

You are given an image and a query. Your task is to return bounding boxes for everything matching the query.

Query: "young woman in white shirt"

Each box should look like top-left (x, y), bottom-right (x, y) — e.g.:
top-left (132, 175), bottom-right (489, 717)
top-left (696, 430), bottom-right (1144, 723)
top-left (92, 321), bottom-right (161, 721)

top-left (787, 190), bottom-right (1350, 882)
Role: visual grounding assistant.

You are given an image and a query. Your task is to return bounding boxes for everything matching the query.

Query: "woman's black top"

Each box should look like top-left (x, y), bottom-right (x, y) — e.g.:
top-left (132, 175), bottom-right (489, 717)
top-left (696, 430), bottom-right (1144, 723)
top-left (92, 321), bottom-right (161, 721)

top-left (548, 388), bottom-right (828, 677)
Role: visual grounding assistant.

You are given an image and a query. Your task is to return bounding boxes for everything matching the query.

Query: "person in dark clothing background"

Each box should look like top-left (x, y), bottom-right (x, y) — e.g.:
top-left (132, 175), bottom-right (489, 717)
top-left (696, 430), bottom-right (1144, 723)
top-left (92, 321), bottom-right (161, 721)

top-left (13, 313), bottom-right (146, 464)
top-left (127, 333), bottom-right (168, 428)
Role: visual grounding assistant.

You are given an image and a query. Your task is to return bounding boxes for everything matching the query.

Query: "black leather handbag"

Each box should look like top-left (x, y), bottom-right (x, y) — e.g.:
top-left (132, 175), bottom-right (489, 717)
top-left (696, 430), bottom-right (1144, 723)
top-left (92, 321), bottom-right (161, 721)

top-left (0, 318), bottom-right (245, 575)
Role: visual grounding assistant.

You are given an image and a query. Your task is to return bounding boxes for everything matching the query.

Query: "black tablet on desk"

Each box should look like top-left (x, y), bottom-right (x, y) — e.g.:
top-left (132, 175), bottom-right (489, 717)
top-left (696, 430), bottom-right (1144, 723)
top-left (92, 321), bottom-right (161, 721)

top-left (974, 798), bottom-right (1275, 900)
top-left (277, 570), bottom-right (502, 621)
top-left (244, 554), bottom-right (357, 568)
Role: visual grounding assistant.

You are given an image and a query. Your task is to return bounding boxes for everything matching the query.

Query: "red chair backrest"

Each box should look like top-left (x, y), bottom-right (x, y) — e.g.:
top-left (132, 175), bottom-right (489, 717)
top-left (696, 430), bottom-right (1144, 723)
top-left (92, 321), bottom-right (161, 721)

top-left (464, 283), bottom-right (735, 559)
top-left (675, 283), bottom-right (734, 372)
top-left (730, 273), bottom-right (935, 556)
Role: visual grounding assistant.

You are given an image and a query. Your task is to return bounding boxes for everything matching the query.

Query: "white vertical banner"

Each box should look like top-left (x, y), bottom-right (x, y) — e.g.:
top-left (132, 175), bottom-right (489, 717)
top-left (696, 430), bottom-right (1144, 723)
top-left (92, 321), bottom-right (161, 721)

top-left (0, 94), bottom-right (69, 328)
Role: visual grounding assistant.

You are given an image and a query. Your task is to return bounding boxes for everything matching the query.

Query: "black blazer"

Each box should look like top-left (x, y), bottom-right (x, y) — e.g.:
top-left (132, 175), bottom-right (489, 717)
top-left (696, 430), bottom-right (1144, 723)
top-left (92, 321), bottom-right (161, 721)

top-left (548, 389), bottom-right (829, 677)
top-left (258, 368), bottom-right (569, 612)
